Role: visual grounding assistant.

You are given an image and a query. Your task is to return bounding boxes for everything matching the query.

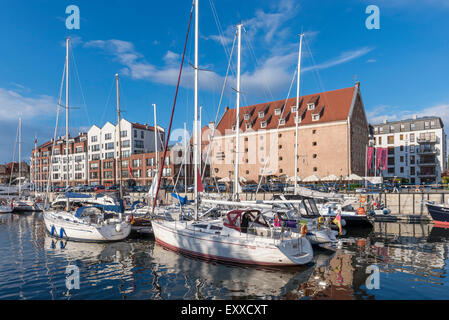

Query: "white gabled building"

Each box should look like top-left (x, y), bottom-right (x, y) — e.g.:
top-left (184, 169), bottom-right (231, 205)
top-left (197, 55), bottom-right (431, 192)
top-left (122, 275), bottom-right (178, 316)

top-left (372, 116), bottom-right (447, 184)
top-left (87, 119), bottom-right (165, 185)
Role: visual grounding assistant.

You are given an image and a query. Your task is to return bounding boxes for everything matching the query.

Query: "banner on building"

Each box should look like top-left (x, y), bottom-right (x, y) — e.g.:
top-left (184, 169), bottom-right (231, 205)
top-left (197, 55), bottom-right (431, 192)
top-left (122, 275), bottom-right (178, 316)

top-left (367, 147), bottom-right (374, 171)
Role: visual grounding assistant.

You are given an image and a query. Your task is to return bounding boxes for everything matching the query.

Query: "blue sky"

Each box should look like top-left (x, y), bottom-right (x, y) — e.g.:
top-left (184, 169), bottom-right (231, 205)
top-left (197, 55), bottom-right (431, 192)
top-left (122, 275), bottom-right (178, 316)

top-left (0, 0), bottom-right (448, 163)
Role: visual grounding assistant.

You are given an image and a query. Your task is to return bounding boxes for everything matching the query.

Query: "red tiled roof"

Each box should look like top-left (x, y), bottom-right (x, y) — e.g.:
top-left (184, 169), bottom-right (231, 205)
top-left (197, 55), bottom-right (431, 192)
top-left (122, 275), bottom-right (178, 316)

top-left (215, 86), bottom-right (355, 135)
top-left (132, 123), bottom-right (165, 132)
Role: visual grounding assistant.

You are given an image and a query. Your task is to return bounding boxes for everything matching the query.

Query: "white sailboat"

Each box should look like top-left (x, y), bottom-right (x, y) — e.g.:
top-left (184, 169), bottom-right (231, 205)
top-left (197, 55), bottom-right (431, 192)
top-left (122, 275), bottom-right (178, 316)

top-left (43, 38), bottom-right (131, 242)
top-left (152, 2), bottom-right (313, 266)
top-left (12, 117), bottom-right (42, 212)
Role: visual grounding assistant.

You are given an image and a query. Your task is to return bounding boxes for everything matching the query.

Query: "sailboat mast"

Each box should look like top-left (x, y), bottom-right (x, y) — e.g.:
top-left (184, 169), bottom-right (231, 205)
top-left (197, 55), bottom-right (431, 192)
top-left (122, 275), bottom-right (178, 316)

top-left (116, 74), bottom-right (123, 199)
top-left (34, 135), bottom-right (37, 197)
top-left (184, 122), bottom-right (187, 197)
top-left (234, 23), bottom-right (242, 201)
top-left (294, 33), bottom-right (303, 195)
top-left (153, 104), bottom-right (159, 180)
top-left (19, 117), bottom-right (22, 197)
top-left (65, 37), bottom-right (70, 210)
top-left (193, 0), bottom-right (199, 220)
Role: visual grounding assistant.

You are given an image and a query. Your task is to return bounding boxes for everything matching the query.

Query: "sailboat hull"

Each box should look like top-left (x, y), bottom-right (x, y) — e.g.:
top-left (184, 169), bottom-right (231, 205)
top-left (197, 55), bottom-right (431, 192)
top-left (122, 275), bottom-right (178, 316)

top-left (43, 211), bottom-right (131, 242)
top-left (152, 220), bottom-right (313, 266)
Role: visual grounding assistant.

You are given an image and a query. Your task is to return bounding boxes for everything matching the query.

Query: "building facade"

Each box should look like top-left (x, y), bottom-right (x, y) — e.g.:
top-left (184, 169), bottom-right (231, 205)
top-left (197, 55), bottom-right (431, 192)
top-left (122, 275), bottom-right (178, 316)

top-left (87, 119), bottom-right (165, 186)
top-left (210, 83), bottom-right (370, 183)
top-left (372, 116), bottom-right (447, 184)
top-left (31, 134), bottom-right (88, 189)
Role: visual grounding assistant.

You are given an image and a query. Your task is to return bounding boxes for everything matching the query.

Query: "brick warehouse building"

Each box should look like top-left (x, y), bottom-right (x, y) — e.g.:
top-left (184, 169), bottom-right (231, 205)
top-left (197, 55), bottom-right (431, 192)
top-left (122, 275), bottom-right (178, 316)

top-left (210, 83), bottom-right (370, 183)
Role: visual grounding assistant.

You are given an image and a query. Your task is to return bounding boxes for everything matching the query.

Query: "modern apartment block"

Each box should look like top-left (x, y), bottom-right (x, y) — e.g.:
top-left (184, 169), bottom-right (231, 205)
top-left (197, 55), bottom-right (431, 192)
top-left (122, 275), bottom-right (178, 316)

top-left (210, 83), bottom-right (370, 182)
top-left (372, 116), bottom-right (447, 184)
top-left (31, 134), bottom-right (88, 189)
top-left (87, 119), bottom-right (165, 186)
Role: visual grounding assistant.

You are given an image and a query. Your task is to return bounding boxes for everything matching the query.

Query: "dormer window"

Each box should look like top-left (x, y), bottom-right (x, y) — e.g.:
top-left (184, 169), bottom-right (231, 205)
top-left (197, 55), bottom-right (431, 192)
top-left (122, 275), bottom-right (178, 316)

top-left (258, 111), bottom-right (265, 118)
top-left (292, 106), bottom-right (298, 112)
top-left (279, 119), bottom-right (285, 126)
top-left (246, 123), bottom-right (252, 130)
top-left (307, 103), bottom-right (315, 110)
top-left (312, 114), bottom-right (320, 121)
top-left (261, 121), bottom-right (267, 128)
top-left (274, 108), bottom-right (281, 116)
top-left (244, 114), bottom-right (250, 121)
top-left (232, 125), bottom-right (236, 131)
top-left (295, 116), bottom-right (301, 124)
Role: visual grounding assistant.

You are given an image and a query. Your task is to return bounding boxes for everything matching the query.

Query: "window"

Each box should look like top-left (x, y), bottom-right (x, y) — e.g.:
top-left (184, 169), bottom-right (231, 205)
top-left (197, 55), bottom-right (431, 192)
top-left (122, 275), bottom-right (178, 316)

top-left (261, 121), bottom-right (267, 128)
top-left (133, 170), bottom-right (141, 178)
top-left (105, 133), bottom-right (112, 140)
top-left (246, 123), bottom-right (252, 130)
top-left (307, 103), bottom-right (315, 110)
top-left (258, 111), bottom-right (264, 118)
top-left (410, 167), bottom-right (415, 175)
top-left (90, 172), bottom-right (98, 179)
top-left (274, 108), bottom-right (281, 116)
top-left (146, 158), bottom-right (155, 166)
top-left (411, 123), bottom-right (415, 130)
top-left (400, 124), bottom-right (405, 132)
top-left (121, 140), bottom-right (130, 148)
top-left (134, 140), bottom-right (144, 148)
top-left (216, 152), bottom-right (225, 161)
top-left (313, 154), bottom-right (317, 159)
top-left (387, 136), bottom-right (394, 144)
top-left (374, 127), bottom-right (378, 134)
top-left (92, 144), bottom-right (100, 152)
top-left (313, 167), bottom-right (318, 172)
top-left (388, 168), bottom-right (394, 174)
top-left (91, 136), bottom-right (98, 143)
top-left (132, 159), bottom-right (142, 167)
top-left (121, 150), bottom-right (130, 158)
top-left (313, 142), bottom-right (317, 146)
top-left (312, 114), bottom-right (320, 121)
top-left (141, 131), bottom-right (144, 139)
top-left (400, 167), bottom-right (404, 173)
top-left (312, 130), bottom-right (317, 134)
top-left (400, 134), bottom-right (404, 141)
top-left (424, 121), bottom-right (430, 129)
top-left (244, 114), bottom-right (250, 120)
top-left (410, 133), bottom-right (415, 142)
top-left (103, 171), bottom-right (113, 179)
top-left (378, 137), bottom-right (382, 145)
top-left (292, 106), bottom-right (298, 112)
top-left (400, 146), bottom-right (404, 151)
top-left (90, 163), bottom-right (99, 169)
top-left (105, 152), bottom-right (114, 159)
top-left (278, 119), bottom-right (285, 125)
top-left (92, 154), bottom-right (100, 161)
top-left (104, 162), bottom-right (113, 169)
top-left (76, 146), bottom-right (83, 153)
top-left (431, 120), bottom-right (436, 127)
top-left (410, 156), bottom-right (415, 164)
top-left (379, 127), bottom-right (383, 133)
top-left (400, 156), bottom-right (404, 162)
top-left (410, 145), bottom-right (415, 153)
top-left (390, 125), bottom-right (395, 132)
top-left (120, 130), bottom-right (127, 138)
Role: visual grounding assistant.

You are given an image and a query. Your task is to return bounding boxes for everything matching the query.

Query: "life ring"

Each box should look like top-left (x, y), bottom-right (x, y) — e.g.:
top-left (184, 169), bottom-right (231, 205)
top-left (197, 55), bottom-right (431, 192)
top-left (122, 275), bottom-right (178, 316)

top-left (300, 224), bottom-right (308, 235)
top-left (357, 207), bottom-right (366, 215)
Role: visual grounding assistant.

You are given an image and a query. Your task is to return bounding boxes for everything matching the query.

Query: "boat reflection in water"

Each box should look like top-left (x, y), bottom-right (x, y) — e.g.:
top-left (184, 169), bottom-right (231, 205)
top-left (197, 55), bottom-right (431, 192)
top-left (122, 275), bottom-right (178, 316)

top-left (2, 213), bottom-right (449, 299)
top-left (149, 243), bottom-right (335, 299)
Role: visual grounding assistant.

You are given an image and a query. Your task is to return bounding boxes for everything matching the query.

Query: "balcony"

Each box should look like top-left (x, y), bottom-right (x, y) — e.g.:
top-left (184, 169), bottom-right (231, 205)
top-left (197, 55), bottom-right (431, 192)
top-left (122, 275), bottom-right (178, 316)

top-left (417, 137), bottom-right (437, 144)
top-left (417, 160), bottom-right (437, 167)
top-left (417, 147), bottom-right (437, 155)
top-left (418, 171), bottom-right (437, 178)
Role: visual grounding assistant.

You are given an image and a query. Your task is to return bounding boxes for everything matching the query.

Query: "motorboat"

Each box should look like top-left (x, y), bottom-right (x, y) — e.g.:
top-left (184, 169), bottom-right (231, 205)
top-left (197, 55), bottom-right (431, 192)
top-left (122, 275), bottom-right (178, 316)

top-left (319, 201), bottom-right (374, 228)
top-left (152, 209), bottom-right (314, 266)
top-left (12, 197), bottom-right (42, 212)
top-left (43, 206), bottom-right (131, 242)
top-left (426, 201), bottom-right (449, 228)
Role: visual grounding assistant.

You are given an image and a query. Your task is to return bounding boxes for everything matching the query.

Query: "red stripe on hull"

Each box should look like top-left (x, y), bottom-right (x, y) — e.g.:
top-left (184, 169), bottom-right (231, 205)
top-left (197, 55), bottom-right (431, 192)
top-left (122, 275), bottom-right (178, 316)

top-left (155, 238), bottom-right (296, 267)
top-left (433, 221), bottom-right (449, 228)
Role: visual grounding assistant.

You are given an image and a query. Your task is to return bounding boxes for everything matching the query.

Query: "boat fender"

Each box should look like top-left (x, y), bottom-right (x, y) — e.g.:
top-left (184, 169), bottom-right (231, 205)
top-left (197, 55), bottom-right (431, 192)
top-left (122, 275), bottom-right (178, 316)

top-left (357, 207), bottom-right (366, 215)
top-left (51, 225), bottom-right (56, 236)
top-left (300, 225), bottom-right (308, 236)
top-left (116, 224), bottom-right (122, 233)
top-left (59, 227), bottom-right (65, 239)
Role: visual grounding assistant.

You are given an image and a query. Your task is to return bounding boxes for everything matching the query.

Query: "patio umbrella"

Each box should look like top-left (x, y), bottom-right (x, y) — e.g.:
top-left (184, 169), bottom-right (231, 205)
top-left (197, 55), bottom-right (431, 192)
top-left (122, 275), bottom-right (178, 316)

top-left (218, 177), bottom-right (230, 183)
top-left (303, 174), bottom-right (320, 183)
top-left (322, 174), bottom-right (339, 181)
top-left (287, 176), bottom-right (302, 182)
top-left (345, 174), bottom-right (363, 181)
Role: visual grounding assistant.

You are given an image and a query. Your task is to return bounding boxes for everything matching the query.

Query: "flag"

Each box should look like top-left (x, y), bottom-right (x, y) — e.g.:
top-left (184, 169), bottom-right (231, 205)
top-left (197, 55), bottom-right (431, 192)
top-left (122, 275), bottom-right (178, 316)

top-left (130, 212), bottom-right (134, 225)
top-left (128, 162), bottom-right (134, 178)
top-left (367, 147), bottom-right (374, 171)
top-left (382, 148), bottom-right (388, 171)
top-left (333, 211), bottom-right (342, 235)
top-left (376, 148), bottom-right (382, 170)
top-left (197, 169), bottom-right (204, 193)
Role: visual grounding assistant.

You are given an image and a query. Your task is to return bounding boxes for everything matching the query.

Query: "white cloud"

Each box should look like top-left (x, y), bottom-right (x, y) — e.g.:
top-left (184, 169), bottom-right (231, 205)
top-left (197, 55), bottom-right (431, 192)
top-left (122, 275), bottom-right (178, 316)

top-left (0, 88), bottom-right (56, 121)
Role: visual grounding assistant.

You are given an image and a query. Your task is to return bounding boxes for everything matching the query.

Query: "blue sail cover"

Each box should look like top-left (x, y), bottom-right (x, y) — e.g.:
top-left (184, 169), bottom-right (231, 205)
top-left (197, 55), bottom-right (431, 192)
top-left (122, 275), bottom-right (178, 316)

top-left (66, 192), bottom-right (91, 199)
top-left (171, 193), bottom-right (188, 206)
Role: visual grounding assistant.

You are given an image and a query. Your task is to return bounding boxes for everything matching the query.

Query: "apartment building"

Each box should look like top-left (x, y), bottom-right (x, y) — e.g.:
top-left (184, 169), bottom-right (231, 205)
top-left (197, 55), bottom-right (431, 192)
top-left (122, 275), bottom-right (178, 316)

top-left (87, 119), bottom-right (165, 186)
top-left (210, 83), bottom-right (370, 182)
top-left (372, 116), bottom-right (447, 184)
top-left (31, 134), bottom-right (88, 189)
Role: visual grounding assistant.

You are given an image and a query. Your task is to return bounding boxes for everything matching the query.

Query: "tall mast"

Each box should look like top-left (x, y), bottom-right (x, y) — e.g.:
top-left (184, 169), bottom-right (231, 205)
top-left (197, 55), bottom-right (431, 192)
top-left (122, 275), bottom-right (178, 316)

top-left (65, 37), bottom-right (70, 211)
top-left (294, 33), bottom-right (303, 195)
top-left (199, 105), bottom-right (202, 178)
top-left (193, 0), bottom-right (199, 220)
top-left (184, 122), bottom-right (187, 197)
top-left (234, 23), bottom-right (242, 201)
top-left (18, 117), bottom-right (22, 197)
top-left (34, 135), bottom-right (37, 197)
top-left (153, 104), bottom-right (159, 179)
top-left (116, 74), bottom-right (123, 199)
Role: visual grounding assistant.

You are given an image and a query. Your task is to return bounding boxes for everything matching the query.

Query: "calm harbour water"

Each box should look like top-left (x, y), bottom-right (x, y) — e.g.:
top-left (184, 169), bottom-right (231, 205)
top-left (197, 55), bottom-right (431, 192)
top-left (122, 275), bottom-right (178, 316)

top-left (1, 212), bottom-right (449, 300)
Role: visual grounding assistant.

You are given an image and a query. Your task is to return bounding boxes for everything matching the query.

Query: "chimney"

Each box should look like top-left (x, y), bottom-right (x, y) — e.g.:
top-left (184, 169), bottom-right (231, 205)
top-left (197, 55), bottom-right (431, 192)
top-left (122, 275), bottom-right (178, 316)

top-left (355, 81), bottom-right (360, 88)
top-left (208, 122), bottom-right (215, 130)
top-left (225, 106), bottom-right (230, 112)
